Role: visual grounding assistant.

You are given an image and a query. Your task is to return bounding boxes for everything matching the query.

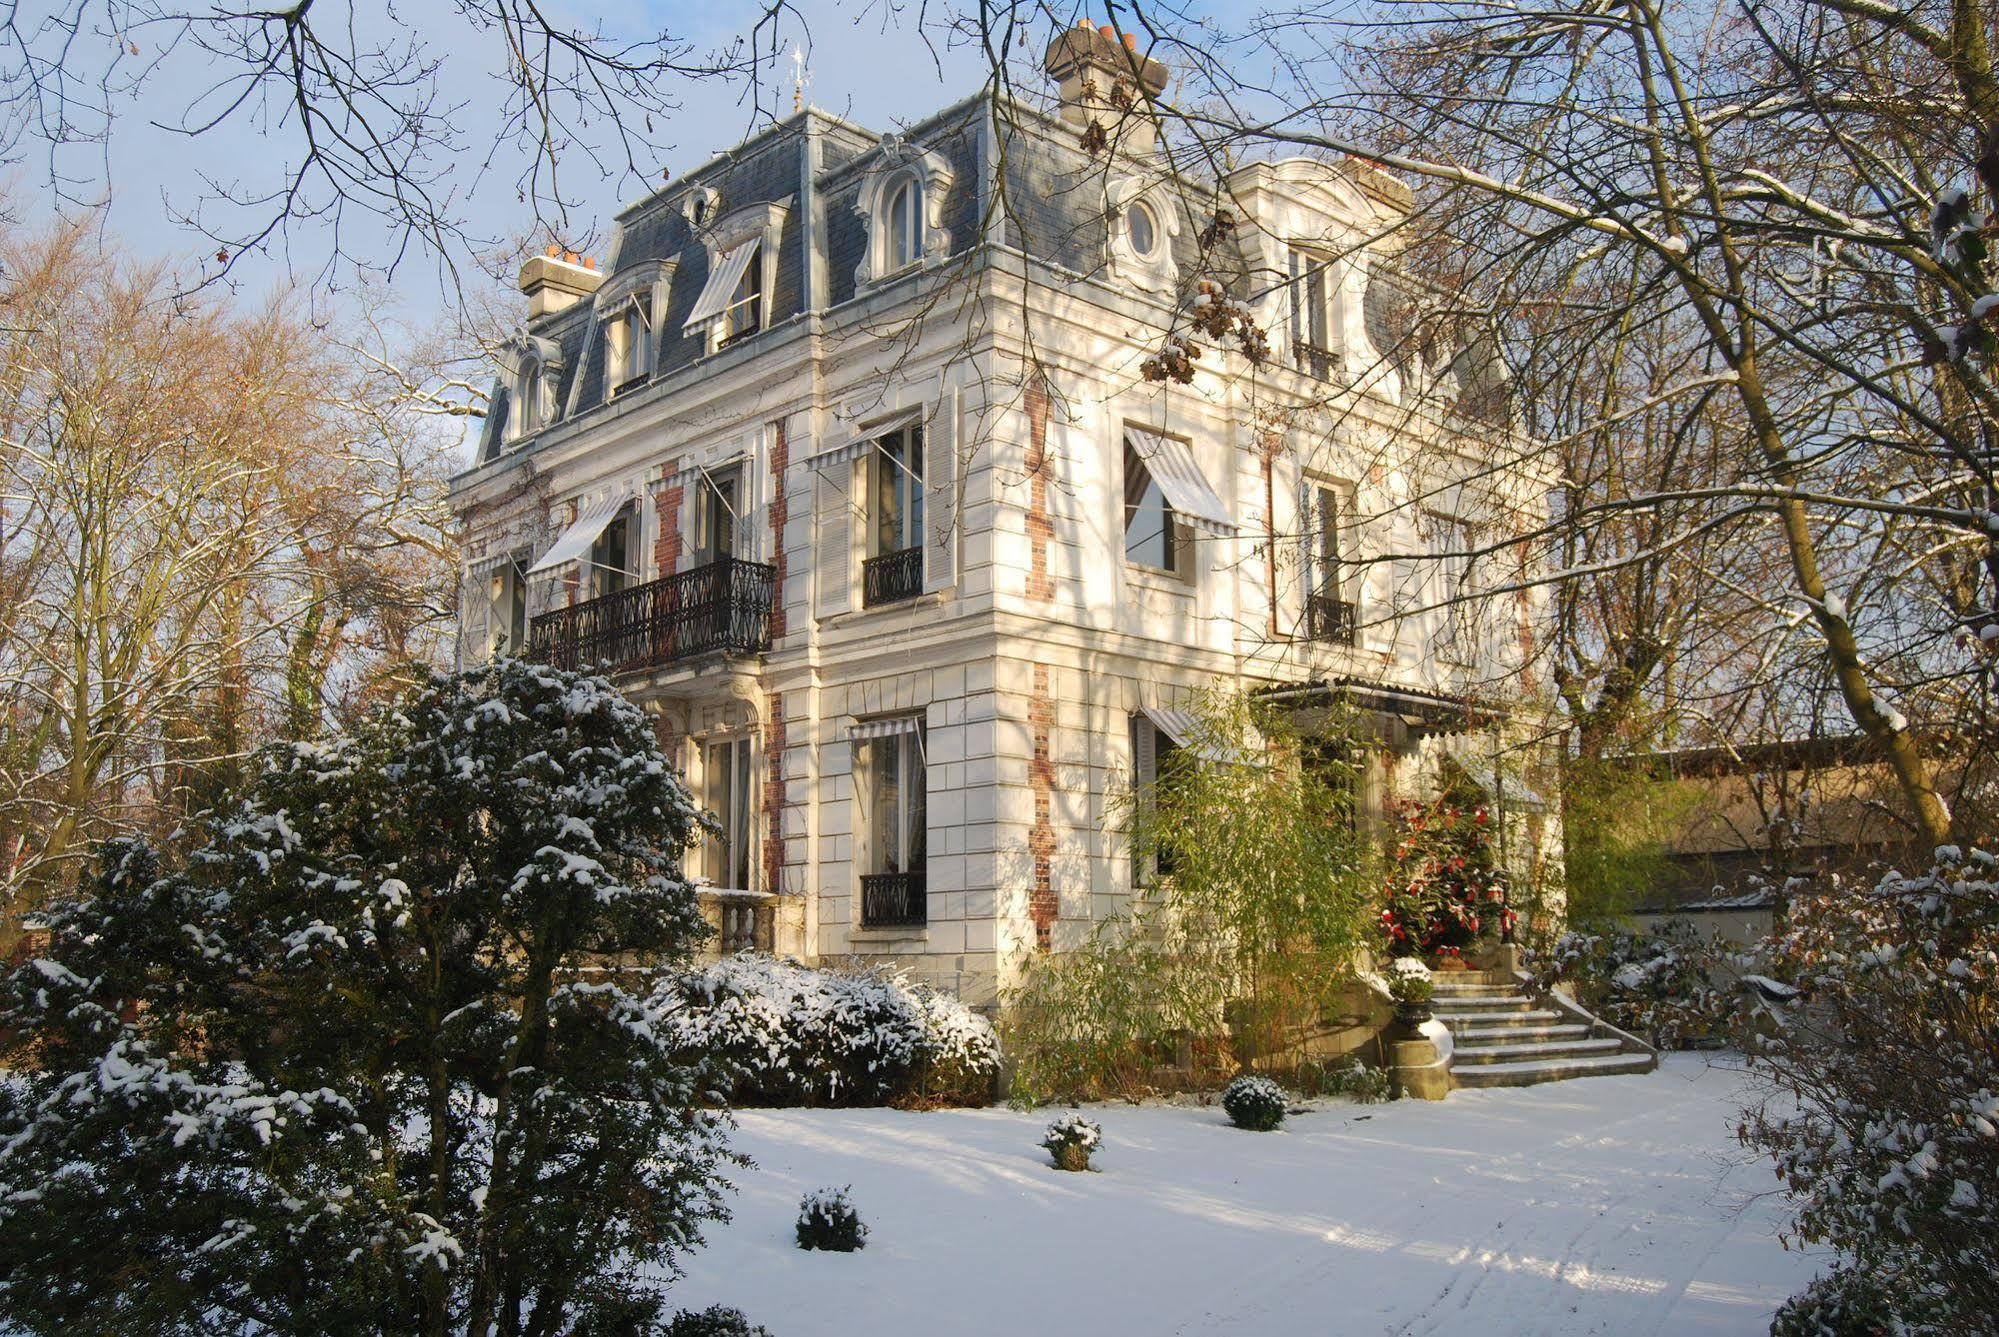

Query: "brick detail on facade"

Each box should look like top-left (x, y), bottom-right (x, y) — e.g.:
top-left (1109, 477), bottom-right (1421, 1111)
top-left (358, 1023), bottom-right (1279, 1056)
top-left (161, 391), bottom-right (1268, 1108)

top-left (1027, 664), bottom-right (1057, 950)
top-left (652, 483), bottom-right (684, 578)
top-left (1024, 373), bottom-right (1055, 602)
top-left (768, 419), bottom-right (789, 639)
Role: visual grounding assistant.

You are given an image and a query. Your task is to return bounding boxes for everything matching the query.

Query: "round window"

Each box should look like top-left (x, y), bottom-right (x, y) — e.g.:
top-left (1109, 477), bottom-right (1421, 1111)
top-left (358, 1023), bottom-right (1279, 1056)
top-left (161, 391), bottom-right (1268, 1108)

top-left (1126, 200), bottom-right (1158, 257)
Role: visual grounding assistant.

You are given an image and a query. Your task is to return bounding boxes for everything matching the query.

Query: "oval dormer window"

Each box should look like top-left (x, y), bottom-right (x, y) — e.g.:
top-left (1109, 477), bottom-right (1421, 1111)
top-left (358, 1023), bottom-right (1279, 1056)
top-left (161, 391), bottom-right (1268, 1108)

top-left (1127, 200), bottom-right (1159, 259)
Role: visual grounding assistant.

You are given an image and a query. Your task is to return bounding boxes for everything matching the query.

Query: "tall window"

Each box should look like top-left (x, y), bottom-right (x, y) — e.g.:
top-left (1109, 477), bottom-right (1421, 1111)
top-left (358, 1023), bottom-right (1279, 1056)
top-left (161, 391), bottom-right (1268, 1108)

top-left (858, 724), bottom-right (927, 927)
top-left (1287, 247), bottom-right (1335, 377)
top-left (720, 259), bottom-right (761, 346)
top-left (510, 361), bottom-right (544, 440)
top-left (610, 298), bottom-right (653, 393)
top-left (884, 176), bottom-right (921, 272)
top-left (488, 557), bottom-right (530, 657)
top-left (589, 505), bottom-right (633, 600)
top-left (1430, 513), bottom-right (1475, 657)
top-left (1123, 439), bottom-right (1178, 573)
top-left (863, 428), bottom-right (924, 606)
top-left (1129, 713), bottom-right (1182, 882)
top-left (1305, 482), bottom-right (1355, 644)
top-left (696, 466), bottom-right (741, 564)
top-left (704, 736), bottom-right (755, 892)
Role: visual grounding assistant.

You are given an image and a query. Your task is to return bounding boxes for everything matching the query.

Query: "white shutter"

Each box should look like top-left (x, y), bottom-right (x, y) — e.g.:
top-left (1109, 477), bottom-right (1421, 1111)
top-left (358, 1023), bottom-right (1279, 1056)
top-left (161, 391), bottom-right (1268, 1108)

top-left (923, 386), bottom-right (959, 591)
top-left (459, 571), bottom-right (490, 670)
top-left (815, 460), bottom-right (852, 618)
top-left (1132, 713), bottom-right (1158, 788)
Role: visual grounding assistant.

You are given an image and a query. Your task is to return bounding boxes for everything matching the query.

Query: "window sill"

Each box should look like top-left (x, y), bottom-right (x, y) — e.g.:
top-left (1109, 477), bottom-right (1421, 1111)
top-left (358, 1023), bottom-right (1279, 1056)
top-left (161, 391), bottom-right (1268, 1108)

top-left (847, 925), bottom-right (929, 943)
top-left (824, 588), bottom-right (950, 625)
top-left (1125, 564), bottom-right (1193, 596)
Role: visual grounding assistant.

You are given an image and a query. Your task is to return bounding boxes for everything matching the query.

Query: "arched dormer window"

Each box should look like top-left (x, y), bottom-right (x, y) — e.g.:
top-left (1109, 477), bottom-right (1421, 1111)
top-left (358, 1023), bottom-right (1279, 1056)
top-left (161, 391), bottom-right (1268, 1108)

top-left (1105, 176), bottom-right (1180, 294)
top-left (853, 137), bottom-right (955, 288)
top-left (591, 259), bottom-right (673, 398)
top-left (501, 333), bottom-right (565, 446)
top-left (885, 174), bottom-right (921, 274)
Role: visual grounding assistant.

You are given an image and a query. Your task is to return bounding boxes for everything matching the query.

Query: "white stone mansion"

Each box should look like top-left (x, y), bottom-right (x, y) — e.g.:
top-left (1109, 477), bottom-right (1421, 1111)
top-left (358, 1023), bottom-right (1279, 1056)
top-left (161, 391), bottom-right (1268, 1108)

top-left (450, 25), bottom-right (1553, 1002)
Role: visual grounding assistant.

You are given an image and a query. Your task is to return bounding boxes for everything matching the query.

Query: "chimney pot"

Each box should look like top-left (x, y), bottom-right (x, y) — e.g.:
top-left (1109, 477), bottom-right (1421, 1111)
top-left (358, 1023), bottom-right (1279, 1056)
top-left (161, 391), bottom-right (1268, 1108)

top-left (1098, 23), bottom-right (1116, 38)
top-left (1122, 31), bottom-right (1137, 48)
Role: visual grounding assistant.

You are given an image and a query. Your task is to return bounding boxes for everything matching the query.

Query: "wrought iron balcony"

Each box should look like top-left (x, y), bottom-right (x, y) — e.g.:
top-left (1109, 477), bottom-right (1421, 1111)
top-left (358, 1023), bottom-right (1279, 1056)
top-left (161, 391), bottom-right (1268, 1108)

top-left (862, 544), bottom-right (923, 607)
top-left (1294, 342), bottom-right (1342, 381)
top-left (528, 556), bottom-right (776, 674)
top-left (859, 870), bottom-right (926, 928)
top-left (1306, 592), bottom-right (1357, 646)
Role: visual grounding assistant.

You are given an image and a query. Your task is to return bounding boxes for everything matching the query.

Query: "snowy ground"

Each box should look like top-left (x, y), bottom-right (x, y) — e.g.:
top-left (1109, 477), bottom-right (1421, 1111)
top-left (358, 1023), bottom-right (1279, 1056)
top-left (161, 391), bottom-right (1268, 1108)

top-left (663, 1054), bottom-right (1825, 1336)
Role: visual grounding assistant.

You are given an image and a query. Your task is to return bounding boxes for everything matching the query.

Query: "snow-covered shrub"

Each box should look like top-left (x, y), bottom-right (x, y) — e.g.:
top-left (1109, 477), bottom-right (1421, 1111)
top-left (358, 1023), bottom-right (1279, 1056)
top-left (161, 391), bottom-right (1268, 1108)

top-left (795, 1186), bottom-right (868, 1252)
top-left (1740, 847), bottom-right (1999, 1332)
top-left (1533, 920), bottom-right (1728, 1048)
top-left (1387, 957), bottom-right (1434, 1006)
top-left (1041, 1112), bottom-right (1103, 1171)
top-left (1321, 1056), bottom-right (1393, 1104)
top-left (665, 1304), bottom-right (774, 1336)
top-left (1221, 1074), bottom-right (1289, 1130)
top-left (658, 953), bottom-right (999, 1107)
top-left (0, 660), bottom-right (733, 1336)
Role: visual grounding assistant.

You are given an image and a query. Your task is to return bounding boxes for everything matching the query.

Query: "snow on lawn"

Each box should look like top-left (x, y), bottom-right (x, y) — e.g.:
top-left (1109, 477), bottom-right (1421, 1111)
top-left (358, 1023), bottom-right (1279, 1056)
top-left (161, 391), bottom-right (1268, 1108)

top-left (662, 1055), bottom-right (1825, 1335)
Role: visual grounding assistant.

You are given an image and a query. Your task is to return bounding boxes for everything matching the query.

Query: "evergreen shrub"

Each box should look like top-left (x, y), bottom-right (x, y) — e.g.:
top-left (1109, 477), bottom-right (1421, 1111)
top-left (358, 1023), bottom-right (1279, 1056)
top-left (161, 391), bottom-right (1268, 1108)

top-left (1222, 1074), bottom-right (1289, 1130)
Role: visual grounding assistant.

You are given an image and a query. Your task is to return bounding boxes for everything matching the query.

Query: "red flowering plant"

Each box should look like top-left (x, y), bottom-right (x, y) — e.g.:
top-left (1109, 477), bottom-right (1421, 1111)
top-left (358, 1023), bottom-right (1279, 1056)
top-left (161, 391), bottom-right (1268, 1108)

top-left (1379, 795), bottom-right (1514, 962)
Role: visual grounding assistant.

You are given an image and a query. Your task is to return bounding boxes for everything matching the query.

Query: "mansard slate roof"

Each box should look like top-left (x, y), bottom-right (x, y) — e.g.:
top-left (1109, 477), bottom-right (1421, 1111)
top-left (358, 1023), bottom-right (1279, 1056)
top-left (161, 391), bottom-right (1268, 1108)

top-left (473, 91), bottom-right (1265, 465)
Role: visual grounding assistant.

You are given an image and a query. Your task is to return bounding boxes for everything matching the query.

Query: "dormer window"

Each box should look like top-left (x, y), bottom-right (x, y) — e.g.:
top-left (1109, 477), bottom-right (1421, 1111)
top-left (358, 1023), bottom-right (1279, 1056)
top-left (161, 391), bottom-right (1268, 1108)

top-left (498, 333), bottom-right (564, 448)
top-left (512, 362), bottom-right (544, 439)
top-left (607, 296), bottom-right (653, 395)
top-left (1287, 246), bottom-right (1339, 379)
top-left (1126, 200), bottom-right (1159, 259)
top-left (684, 198), bottom-right (790, 355)
top-left (884, 175), bottom-right (921, 273)
top-left (853, 143), bottom-right (954, 288)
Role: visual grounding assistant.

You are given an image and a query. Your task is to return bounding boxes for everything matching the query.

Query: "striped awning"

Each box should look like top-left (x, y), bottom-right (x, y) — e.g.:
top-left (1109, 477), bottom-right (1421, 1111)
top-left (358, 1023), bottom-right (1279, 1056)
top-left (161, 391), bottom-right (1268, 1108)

top-left (1140, 704), bottom-right (1264, 766)
top-left (684, 239), bottom-right (760, 329)
top-left (848, 715), bottom-right (924, 741)
top-left (1126, 426), bottom-right (1237, 535)
top-left (809, 437), bottom-right (873, 470)
top-left (526, 496), bottom-right (625, 575)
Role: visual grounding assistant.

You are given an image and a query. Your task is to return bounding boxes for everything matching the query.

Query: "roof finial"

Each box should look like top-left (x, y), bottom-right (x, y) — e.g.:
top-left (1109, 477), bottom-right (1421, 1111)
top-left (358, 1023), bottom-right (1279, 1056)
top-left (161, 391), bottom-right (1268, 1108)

top-left (789, 43), bottom-right (810, 113)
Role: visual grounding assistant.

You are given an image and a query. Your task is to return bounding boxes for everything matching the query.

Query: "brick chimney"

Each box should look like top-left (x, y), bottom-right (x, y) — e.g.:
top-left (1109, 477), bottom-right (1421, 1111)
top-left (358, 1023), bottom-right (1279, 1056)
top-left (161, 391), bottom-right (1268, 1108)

top-left (1043, 20), bottom-right (1171, 154)
top-left (518, 247), bottom-right (602, 320)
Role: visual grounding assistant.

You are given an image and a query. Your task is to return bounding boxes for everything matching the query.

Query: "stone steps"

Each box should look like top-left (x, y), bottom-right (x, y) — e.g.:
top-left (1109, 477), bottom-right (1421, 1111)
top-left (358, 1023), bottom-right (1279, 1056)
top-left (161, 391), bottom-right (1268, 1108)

top-left (1451, 1051), bottom-right (1657, 1087)
top-left (1422, 972), bottom-right (1657, 1089)
top-left (1451, 1036), bottom-right (1627, 1064)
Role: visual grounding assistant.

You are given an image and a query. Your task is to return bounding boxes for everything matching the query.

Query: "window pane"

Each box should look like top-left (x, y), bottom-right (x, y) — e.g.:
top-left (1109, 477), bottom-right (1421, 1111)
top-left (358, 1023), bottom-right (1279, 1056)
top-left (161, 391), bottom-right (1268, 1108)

top-left (1123, 447), bottom-right (1175, 571)
top-left (904, 733), bottom-right (926, 869)
top-left (872, 739), bottom-right (902, 872)
top-left (1128, 202), bottom-right (1155, 256)
top-left (875, 439), bottom-right (901, 554)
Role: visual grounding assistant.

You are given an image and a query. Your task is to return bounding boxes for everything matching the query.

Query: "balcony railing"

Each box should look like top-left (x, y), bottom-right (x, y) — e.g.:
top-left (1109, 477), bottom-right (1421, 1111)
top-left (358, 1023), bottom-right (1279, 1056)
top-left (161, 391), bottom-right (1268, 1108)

top-left (528, 556), bottom-right (776, 674)
top-left (860, 870), bottom-right (926, 928)
top-left (1306, 592), bottom-right (1357, 646)
top-left (1294, 343), bottom-right (1342, 381)
top-left (862, 544), bottom-right (923, 607)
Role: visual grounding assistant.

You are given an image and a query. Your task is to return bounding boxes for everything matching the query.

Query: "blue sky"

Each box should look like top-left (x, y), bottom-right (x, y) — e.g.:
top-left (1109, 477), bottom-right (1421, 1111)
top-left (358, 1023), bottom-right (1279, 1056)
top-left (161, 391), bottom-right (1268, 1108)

top-left (15, 0), bottom-right (1012, 305)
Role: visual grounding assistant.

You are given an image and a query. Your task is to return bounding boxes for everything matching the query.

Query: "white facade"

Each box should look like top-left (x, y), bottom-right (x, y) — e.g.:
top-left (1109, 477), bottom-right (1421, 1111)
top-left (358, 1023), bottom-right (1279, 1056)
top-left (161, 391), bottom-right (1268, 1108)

top-left (450, 41), bottom-right (1555, 1003)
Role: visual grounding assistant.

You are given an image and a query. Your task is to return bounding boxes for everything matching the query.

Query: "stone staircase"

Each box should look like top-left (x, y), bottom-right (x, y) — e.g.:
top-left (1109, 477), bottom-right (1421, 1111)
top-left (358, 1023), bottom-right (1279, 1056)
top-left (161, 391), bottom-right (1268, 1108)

top-left (1429, 970), bottom-right (1656, 1089)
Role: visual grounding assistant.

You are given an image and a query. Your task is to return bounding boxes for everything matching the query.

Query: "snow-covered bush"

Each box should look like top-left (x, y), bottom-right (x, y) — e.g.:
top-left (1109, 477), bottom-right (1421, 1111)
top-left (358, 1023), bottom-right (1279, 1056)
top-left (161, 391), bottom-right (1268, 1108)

top-left (658, 953), bottom-right (999, 1106)
top-left (795, 1186), bottom-right (868, 1252)
top-left (1387, 957), bottom-right (1434, 1006)
top-left (1740, 847), bottom-right (1999, 1332)
top-left (0, 660), bottom-right (733, 1336)
top-left (666, 1304), bottom-right (774, 1336)
top-left (1041, 1112), bottom-right (1103, 1171)
top-left (1321, 1056), bottom-right (1393, 1104)
top-left (1533, 920), bottom-right (1729, 1048)
top-left (1222, 1074), bottom-right (1289, 1130)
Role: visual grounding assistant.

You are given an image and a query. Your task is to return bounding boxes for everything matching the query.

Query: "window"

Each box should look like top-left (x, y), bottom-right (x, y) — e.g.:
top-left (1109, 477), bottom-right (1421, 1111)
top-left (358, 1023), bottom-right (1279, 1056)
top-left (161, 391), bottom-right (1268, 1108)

top-left (720, 257), bottom-right (761, 346)
top-left (609, 297), bottom-right (653, 393)
top-left (884, 176), bottom-right (922, 273)
top-left (1430, 513), bottom-right (1476, 658)
top-left (1287, 246), bottom-right (1337, 378)
top-left (1305, 482), bottom-right (1355, 645)
top-left (509, 361), bottom-right (544, 441)
top-left (858, 724), bottom-right (927, 927)
top-left (863, 427), bottom-right (924, 606)
top-left (703, 736), bottom-right (755, 892)
top-left (589, 505), bottom-right (635, 600)
top-left (1126, 200), bottom-right (1159, 259)
top-left (1129, 712), bottom-right (1183, 882)
top-left (695, 465), bottom-right (742, 564)
top-left (1123, 437), bottom-right (1179, 573)
top-left (488, 556), bottom-right (530, 658)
